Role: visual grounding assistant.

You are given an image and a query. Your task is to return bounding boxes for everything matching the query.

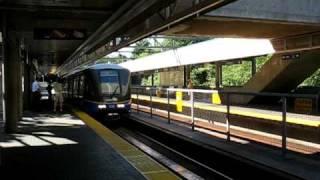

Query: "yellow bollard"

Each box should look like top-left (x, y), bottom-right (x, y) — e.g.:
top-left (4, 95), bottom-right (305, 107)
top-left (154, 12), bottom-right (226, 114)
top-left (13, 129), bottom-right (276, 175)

top-left (212, 92), bottom-right (221, 105)
top-left (176, 91), bottom-right (183, 112)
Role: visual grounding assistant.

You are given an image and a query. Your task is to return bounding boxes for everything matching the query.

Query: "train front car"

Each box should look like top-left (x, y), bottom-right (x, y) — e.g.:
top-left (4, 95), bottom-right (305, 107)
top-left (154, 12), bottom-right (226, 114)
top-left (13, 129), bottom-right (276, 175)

top-left (80, 64), bottom-right (131, 118)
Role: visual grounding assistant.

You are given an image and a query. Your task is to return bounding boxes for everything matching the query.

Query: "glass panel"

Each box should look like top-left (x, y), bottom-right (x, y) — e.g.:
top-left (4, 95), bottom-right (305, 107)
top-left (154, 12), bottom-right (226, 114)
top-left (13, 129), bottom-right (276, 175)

top-left (119, 69), bottom-right (130, 96)
top-left (100, 70), bottom-right (120, 96)
top-left (79, 75), bottom-right (84, 98)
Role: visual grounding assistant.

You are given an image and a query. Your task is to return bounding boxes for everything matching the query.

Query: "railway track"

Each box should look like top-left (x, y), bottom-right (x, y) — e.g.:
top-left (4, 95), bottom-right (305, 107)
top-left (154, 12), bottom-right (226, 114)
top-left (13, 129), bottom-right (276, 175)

top-left (101, 118), bottom-right (302, 180)
top-left (115, 126), bottom-right (231, 180)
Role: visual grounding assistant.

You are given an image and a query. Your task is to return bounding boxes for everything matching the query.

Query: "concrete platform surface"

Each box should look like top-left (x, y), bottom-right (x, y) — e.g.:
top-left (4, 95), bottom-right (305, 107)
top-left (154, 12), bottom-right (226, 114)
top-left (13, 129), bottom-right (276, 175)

top-left (0, 112), bottom-right (145, 180)
top-left (130, 111), bottom-right (320, 180)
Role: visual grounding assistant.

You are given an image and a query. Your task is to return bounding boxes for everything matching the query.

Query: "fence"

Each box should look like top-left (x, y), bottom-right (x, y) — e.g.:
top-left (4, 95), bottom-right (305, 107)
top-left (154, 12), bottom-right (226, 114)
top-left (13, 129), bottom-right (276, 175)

top-left (131, 86), bottom-right (320, 156)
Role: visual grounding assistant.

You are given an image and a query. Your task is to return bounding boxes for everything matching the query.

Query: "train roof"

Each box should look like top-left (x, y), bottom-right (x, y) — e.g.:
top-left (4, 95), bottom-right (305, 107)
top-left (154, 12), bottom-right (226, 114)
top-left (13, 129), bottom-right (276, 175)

top-left (63, 63), bottom-right (129, 77)
top-left (87, 63), bottom-right (127, 70)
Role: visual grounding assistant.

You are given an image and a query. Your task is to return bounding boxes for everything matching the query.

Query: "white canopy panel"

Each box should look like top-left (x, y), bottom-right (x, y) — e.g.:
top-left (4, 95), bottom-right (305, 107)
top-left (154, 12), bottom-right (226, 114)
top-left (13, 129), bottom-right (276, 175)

top-left (119, 38), bottom-right (275, 73)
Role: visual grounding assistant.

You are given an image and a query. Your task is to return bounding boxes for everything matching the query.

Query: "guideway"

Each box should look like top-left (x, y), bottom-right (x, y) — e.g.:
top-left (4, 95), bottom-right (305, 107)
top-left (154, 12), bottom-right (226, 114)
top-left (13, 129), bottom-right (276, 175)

top-left (129, 110), bottom-right (320, 180)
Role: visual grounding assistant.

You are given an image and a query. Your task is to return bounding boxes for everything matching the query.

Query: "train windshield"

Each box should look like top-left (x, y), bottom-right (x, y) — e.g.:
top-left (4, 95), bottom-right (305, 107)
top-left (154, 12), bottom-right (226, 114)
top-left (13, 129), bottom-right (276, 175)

top-left (99, 70), bottom-right (121, 96)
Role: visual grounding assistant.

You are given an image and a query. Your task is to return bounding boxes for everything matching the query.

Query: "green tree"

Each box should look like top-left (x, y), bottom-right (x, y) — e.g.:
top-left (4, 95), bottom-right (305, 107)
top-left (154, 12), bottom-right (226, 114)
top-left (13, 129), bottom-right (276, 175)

top-left (132, 40), bottom-right (159, 58)
top-left (222, 61), bottom-right (252, 86)
top-left (141, 73), bottom-right (160, 86)
top-left (134, 38), bottom-right (209, 85)
top-left (97, 54), bottom-right (127, 64)
top-left (190, 64), bottom-right (216, 88)
top-left (301, 69), bottom-right (320, 87)
top-left (222, 56), bottom-right (270, 87)
top-left (160, 38), bottom-right (209, 49)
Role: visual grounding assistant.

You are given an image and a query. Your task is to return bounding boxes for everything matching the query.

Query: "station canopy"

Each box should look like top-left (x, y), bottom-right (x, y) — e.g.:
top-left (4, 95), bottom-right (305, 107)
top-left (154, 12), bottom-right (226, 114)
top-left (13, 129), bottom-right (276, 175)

top-left (120, 38), bottom-right (275, 73)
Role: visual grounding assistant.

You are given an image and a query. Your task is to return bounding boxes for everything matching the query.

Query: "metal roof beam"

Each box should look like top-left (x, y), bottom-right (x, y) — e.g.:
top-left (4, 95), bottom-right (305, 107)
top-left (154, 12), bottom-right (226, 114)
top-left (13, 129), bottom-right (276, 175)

top-left (0, 5), bottom-right (112, 15)
top-left (57, 0), bottom-right (237, 75)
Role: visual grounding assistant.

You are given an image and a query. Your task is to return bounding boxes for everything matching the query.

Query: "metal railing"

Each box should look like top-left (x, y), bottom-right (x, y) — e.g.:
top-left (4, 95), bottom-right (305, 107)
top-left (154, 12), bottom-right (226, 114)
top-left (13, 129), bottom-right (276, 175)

top-left (131, 86), bottom-right (319, 156)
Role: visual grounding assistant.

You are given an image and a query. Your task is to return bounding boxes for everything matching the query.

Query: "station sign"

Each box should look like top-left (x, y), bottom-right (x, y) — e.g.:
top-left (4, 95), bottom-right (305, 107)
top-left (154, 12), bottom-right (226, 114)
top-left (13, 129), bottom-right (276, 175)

top-left (34, 28), bottom-right (87, 40)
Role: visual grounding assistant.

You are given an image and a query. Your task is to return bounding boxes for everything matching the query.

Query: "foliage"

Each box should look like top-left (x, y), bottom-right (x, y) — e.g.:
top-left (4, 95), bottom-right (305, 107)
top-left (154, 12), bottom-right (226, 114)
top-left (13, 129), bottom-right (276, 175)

top-left (188, 56), bottom-right (271, 88)
top-left (160, 39), bottom-right (202, 48)
top-left (222, 56), bottom-right (270, 87)
top-left (132, 40), bottom-right (160, 58)
top-left (256, 55), bottom-right (271, 70)
top-left (137, 38), bottom-right (208, 85)
top-left (141, 73), bottom-right (160, 86)
top-left (301, 69), bottom-right (320, 87)
top-left (190, 64), bottom-right (215, 88)
top-left (97, 54), bottom-right (127, 64)
top-left (222, 61), bottom-right (252, 87)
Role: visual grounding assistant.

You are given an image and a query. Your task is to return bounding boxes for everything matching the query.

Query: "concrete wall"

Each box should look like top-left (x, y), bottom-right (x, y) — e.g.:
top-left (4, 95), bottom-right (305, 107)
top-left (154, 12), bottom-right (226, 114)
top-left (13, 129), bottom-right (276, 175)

top-left (232, 49), bottom-right (320, 105)
top-left (207, 0), bottom-right (320, 24)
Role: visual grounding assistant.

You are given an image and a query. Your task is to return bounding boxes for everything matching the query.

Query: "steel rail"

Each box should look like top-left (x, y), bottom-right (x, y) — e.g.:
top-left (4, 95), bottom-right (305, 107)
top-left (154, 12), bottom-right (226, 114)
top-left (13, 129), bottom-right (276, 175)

top-left (116, 127), bottom-right (233, 180)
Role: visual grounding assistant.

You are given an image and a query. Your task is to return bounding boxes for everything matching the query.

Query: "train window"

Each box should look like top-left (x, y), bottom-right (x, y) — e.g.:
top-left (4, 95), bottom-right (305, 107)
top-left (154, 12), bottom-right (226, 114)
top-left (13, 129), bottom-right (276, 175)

top-left (63, 80), bottom-right (68, 97)
top-left (120, 69), bottom-right (130, 96)
top-left (100, 70), bottom-right (120, 96)
top-left (79, 75), bottom-right (85, 98)
top-left (70, 78), bottom-right (74, 98)
top-left (73, 77), bottom-right (79, 98)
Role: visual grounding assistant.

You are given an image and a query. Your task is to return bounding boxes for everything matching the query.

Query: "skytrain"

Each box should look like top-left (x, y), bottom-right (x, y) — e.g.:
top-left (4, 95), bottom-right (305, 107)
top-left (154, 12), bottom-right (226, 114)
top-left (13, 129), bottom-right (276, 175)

top-left (64, 64), bottom-right (131, 118)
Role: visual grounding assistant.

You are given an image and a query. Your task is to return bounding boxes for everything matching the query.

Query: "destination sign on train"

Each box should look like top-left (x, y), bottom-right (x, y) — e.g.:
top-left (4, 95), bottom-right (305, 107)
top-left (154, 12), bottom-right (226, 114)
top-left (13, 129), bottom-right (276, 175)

top-left (34, 28), bottom-right (87, 40)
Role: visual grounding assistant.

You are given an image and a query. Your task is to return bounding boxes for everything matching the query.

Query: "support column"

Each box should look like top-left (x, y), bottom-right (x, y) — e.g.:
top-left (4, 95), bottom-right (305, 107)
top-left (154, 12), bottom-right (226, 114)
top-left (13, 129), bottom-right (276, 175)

top-left (251, 59), bottom-right (256, 77)
top-left (215, 63), bottom-right (222, 89)
top-left (0, 32), bottom-right (3, 120)
top-left (23, 53), bottom-right (32, 110)
top-left (18, 60), bottom-right (23, 120)
top-left (151, 73), bottom-right (154, 86)
top-left (183, 65), bottom-right (191, 88)
top-left (3, 29), bottom-right (22, 133)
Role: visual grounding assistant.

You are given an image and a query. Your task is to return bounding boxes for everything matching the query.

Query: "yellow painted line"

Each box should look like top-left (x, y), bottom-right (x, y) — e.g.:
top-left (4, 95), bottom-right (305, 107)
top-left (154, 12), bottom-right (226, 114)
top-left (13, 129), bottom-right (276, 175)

top-left (73, 109), bottom-right (180, 180)
top-left (132, 95), bottom-right (320, 127)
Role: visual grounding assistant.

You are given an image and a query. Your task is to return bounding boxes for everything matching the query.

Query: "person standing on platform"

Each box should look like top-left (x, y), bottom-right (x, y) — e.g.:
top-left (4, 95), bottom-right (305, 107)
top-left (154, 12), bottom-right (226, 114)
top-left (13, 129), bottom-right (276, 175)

top-left (47, 82), bottom-right (53, 101)
top-left (31, 78), bottom-right (41, 111)
top-left (52, 78), bottom-right (64, 112)
top-left (46, 82), bottom-right (53, 108)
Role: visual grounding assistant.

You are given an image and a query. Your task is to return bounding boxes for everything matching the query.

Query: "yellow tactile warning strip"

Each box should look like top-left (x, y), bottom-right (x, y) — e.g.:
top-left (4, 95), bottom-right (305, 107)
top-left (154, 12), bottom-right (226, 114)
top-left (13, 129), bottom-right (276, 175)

top-left (132, 95), bottom-right (320, 127)
top-left (73, 109), bottom-right (181, 180)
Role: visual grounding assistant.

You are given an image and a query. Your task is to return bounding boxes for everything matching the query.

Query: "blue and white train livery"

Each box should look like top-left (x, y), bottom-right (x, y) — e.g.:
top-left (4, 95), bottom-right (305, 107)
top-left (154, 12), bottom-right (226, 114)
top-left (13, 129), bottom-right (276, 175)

top-left (64, 64), bottom-right (131, 117)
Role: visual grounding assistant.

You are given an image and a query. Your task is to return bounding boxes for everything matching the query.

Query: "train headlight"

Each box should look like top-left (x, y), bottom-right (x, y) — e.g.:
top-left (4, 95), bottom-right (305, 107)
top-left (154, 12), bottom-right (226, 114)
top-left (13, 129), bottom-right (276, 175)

top-left (117, 104), bottom-right (125, 108)
top-left (98, 105), bottom-right (107, 109)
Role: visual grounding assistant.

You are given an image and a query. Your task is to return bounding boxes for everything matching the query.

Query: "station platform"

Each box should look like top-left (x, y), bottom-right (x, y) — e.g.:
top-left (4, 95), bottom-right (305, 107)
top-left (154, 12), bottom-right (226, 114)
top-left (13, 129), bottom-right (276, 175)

top-left (0, 111), bottom-right (179, 180)
top-left (130, 110), bottom-right (320, 180)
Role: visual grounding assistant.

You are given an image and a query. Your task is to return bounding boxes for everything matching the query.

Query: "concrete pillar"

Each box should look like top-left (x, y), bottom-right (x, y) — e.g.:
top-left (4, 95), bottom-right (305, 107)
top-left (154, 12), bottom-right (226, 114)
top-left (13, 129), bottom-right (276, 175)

top-left (18, 60), bottom-right (23, 120)
top-left (3, 31), bottom-right (22, 133)
top-left (151, 73), bottom-right (154, 86)
top-left (251, 59), bottom-right (257, 76)
top-left (0, 34), bottom-right (3, 116)
top-left (183, 65), bottom-right (191, 88)
top-left (23, 54), bottom-right (32, 110)
top-left (215, 63), bottom-right (222, 89)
